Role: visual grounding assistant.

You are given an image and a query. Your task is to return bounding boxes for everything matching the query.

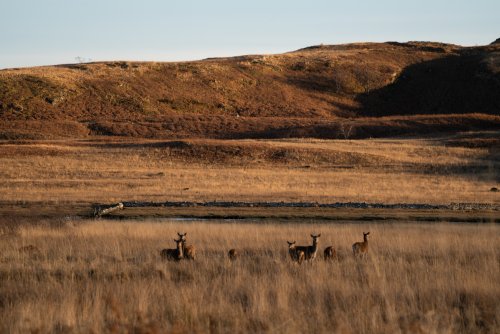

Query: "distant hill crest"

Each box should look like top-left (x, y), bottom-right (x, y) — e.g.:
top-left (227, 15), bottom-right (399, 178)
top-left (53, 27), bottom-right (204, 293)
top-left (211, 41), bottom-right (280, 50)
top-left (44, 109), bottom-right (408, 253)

top-left (0, 40), bottom-right (499, 140)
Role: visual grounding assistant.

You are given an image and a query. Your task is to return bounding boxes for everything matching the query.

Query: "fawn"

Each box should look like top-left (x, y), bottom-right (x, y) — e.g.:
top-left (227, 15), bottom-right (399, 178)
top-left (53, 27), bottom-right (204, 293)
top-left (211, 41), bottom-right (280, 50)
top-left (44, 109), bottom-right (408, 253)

top-left (324, 246), bottom-right (337, 261)
top-left (228, 249), bottom-right (238, 261)
top-left (352, 232), bottom-right (370, 258)
top-left (287, 241), bottom-right (305, 264)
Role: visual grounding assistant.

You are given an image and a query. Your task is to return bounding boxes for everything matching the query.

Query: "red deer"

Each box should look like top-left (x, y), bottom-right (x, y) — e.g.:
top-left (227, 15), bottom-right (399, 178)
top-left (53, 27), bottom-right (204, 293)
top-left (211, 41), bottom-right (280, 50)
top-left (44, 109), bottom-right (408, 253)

top-left (177, 232), bottom-right (196, 260)
top-left (291, 234), bottom-right (321, 262)
top-left (324, 246), bottom-right (337, 261)
top-left (287, 241), bottom-right (305, 264)
top-left (352, 232), bottom-right (370, 258)
top-left (160, 238), bottom-right (184, 261)
top-left (228, 249), bottom-right (238, 261)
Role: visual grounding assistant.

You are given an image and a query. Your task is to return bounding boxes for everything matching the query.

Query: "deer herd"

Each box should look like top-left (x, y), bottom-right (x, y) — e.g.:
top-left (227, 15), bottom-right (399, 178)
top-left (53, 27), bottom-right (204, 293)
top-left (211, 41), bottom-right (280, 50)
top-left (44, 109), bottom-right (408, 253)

top-left (161, 231), bottom-right (370, 263)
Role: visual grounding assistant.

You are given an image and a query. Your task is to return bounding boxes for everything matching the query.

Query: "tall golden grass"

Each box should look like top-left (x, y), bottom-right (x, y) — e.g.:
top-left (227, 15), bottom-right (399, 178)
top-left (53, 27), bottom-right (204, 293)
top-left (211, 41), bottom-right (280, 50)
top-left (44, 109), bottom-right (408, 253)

top-left (1, 220), bottom-right (498, 333)
top-left (0, 138), bottom-right (497, 205)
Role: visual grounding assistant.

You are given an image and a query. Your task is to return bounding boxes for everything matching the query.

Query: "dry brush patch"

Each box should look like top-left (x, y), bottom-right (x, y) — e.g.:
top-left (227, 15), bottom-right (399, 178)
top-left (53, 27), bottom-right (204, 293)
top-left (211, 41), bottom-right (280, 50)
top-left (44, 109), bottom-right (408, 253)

top-left (0, 220), bottom-right (498, 333)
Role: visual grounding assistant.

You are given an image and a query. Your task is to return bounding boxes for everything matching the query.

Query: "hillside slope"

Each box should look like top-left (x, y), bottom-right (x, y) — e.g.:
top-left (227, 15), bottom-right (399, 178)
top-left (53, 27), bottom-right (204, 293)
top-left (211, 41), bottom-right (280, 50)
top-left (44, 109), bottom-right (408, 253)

top-left (0, 41), bottom-right (499, 139)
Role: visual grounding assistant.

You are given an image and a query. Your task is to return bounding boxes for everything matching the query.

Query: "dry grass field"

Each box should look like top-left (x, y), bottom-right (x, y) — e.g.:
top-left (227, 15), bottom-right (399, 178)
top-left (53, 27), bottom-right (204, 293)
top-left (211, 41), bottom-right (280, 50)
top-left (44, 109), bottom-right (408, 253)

top-left (0, 135), bottom-right (498, 207)
top-left (1, 39), bottom-right (499, 333)
top-left (0, 219), bottom-right (498, 333)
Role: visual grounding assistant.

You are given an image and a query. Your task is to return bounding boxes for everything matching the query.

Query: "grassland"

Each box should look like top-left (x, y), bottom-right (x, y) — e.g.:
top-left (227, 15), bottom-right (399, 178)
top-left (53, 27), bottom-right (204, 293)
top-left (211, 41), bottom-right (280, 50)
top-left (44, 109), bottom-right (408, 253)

top-left (0, 220), bottom-right (498, 333)
top-left (1, 39), bottom-right (499, 333)
top-left (0, 134), bottom-right (496, 331)
top-left (0, 135), bottom-right (497, 209)
top-left (0, 129), bottom-right (498, 334)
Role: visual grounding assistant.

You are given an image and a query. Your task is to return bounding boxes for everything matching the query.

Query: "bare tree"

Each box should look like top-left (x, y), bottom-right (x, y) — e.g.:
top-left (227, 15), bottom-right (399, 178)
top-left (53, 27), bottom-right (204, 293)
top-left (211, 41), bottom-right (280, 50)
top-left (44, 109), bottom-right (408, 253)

top-left (339, 122), bottom-right (354, 139)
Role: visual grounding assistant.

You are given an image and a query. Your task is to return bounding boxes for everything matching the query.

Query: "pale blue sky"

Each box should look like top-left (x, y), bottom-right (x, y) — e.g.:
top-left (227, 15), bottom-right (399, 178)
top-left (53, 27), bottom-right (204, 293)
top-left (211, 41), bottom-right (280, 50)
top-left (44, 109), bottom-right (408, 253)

top-left (1, 0), bottom-right (499, 69)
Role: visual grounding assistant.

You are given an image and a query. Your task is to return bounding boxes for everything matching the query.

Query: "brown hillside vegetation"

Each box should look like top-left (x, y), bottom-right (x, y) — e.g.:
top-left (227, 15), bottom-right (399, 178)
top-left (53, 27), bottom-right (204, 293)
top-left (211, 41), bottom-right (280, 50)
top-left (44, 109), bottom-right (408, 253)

top-left (1, 41), bottom-right (499, 140)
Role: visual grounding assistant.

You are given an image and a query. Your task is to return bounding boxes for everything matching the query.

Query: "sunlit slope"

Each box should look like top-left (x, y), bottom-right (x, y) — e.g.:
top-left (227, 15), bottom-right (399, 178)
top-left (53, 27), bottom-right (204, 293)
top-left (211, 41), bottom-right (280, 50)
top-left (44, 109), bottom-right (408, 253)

top-left (1, 41), bottom-right (499, 139)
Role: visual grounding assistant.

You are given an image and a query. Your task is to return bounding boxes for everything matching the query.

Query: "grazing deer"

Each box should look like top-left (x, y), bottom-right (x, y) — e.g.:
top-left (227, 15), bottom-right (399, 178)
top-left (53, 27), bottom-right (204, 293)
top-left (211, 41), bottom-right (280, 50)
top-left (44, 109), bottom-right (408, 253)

top-left (160, 238), bottom-right (184, 261)
top-left (177, 232), bottom-right (196, 260)
top-left (324, 246), bottom-right (337, 261)
top-left (228, 249), bottom-right (238, 261)
top-left (292, 234), bottom-right (321, 262)
top-left (352, 232), bottom-right (370, 258)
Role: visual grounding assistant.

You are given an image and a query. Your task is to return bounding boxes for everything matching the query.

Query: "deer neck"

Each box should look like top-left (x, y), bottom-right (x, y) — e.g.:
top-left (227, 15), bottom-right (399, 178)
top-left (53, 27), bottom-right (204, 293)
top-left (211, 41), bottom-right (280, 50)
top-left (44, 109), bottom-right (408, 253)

top-left (312, 239), bottom-right (319, 252)
top-left (177, 243), bottom-right (184, 257)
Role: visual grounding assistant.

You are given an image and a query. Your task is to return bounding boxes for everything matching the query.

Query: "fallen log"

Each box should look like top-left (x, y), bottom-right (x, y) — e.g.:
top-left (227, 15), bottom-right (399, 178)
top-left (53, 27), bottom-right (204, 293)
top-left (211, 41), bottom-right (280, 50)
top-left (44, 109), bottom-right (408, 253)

top-left (93, 202), bottom-right (124, 218)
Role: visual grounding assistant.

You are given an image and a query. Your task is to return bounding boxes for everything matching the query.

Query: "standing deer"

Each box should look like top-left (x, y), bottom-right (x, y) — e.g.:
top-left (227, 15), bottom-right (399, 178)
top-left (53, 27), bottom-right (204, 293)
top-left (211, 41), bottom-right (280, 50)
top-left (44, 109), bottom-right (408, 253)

top-left (287, 241), bottom-right (305, 264)
top-left (324, 246), bottom-right (337, 261)
top-left (292, 234), bottom-right (321, 262)
top-left (228, 249), bottom-right (238, 261)
top-left (352, 232), bottom-right (370, 258)
top-left (177, 232), bottom-right (196, 260)
top-left (160, 238), bottom-right (184, 261)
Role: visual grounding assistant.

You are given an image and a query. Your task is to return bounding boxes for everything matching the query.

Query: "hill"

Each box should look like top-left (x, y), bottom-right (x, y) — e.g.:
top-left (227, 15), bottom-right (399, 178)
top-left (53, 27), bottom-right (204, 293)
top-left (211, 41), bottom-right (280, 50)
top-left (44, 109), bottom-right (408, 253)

top-left (0, 41), bottom-right (499, 140)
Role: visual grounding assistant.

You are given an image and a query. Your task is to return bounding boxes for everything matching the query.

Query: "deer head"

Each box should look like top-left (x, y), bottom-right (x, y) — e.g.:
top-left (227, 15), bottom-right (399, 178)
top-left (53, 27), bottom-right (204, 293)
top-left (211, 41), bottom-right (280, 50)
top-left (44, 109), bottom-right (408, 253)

top-left (311, 234), bottom-right (321, 244)
top-left (177, 232), bottom-right (187, 244)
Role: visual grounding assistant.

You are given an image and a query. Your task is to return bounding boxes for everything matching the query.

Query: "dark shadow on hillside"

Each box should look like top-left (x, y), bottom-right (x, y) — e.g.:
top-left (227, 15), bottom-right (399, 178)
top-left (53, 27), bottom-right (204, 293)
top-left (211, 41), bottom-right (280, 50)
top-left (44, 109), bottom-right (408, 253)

top-left (355, 48), bottom-right (500, 117)
top-left (286, 75), bottom-right (342, 95)
top-left (350, 47), bottom-right (500, 184)
top-left (226, 117), bottom-right (500, 141)
top-left (77, 140), bottom-right (193, 149)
